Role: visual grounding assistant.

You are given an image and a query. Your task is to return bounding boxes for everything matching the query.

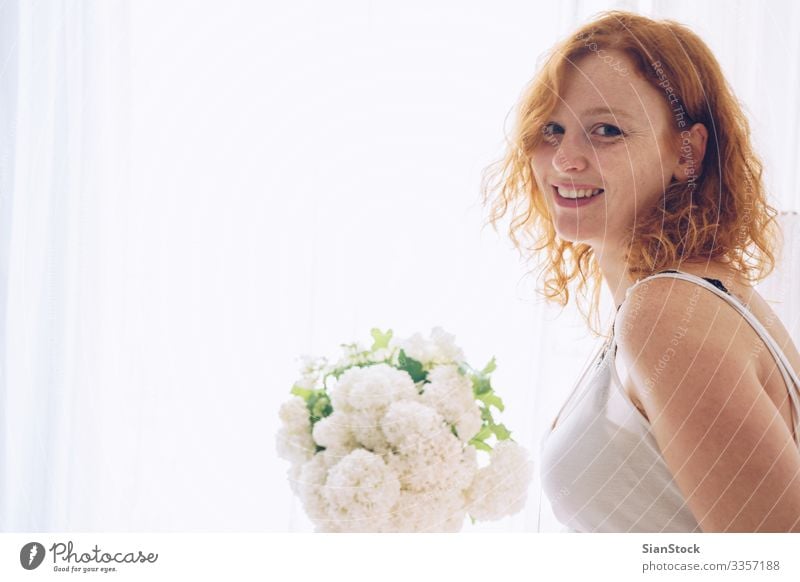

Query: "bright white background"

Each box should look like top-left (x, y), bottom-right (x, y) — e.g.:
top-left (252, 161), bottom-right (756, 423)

top-left (1, 0), bottom-right (799, 532)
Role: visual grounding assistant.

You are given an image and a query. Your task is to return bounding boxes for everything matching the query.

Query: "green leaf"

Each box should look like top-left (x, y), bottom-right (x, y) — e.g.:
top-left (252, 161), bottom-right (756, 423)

top-left (312, 397), bottom-right (333, 418)
top-left (370, 328), bottom-right (393, 350)
top-left (474, 425), bottom-right (493, 441)
top-left (468, 514), bottom-right (476, 525)
top-left (308, 393), bottom-right (333, 421)
top-left (469, 438), bottom-right (493, 452)
top-left (472, 375), bottom-right (492, 395)
top-left (477, 391), bottom-right (505, 412)
top-left (397, 349), bottom-right (427, 383)
top-left (491, 423), bottom-right (511, 440)
top-left (290, 385), bottom-right (315, 401)
top-left (481, 357), bottom-right (497, 375)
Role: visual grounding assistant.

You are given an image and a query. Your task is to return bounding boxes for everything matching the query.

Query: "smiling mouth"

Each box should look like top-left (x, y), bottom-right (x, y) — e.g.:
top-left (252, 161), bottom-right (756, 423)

top-left (554, 186), bottom-right (605, 199)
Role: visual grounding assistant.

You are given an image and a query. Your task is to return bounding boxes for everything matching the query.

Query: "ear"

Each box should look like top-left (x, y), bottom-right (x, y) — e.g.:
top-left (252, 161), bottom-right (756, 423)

top-left (672, 123), bottom-right (708, 183)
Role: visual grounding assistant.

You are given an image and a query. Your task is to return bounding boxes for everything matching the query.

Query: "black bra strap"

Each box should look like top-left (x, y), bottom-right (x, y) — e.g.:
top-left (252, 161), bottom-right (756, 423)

top-left (658, 269), bottom-right (730, 295)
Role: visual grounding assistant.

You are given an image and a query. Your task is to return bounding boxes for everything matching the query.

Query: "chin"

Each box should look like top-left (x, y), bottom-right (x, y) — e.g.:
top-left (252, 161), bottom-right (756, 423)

top-left (553, 224), bottom-right (601, 245)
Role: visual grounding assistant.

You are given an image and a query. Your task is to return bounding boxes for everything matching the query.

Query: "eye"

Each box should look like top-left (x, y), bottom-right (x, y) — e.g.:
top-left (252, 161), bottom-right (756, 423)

top-left (541, 122), bottom-right (564, 143)
top-left (542, 122), bottom-right (564, 135)
top-left (593, 124), bottom-right (624, 138)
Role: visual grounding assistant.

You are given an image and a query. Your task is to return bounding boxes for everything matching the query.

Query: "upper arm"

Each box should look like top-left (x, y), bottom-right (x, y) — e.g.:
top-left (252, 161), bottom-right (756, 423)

top-left (616, 279), bottom-right (800, 532)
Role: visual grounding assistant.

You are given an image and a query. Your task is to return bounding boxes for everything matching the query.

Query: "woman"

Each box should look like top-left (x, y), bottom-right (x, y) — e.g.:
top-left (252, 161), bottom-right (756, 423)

top-left (482, 10), bottom-right (800, 532)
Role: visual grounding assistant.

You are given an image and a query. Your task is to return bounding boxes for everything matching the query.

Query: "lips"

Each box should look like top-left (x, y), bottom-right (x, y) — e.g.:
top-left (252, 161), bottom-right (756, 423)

top-left (551, 184), bottom-right (605, 207)
top-left (552, 182), bottom-right (603, 189)
top-left (552, 183), bottom-right (605, 198)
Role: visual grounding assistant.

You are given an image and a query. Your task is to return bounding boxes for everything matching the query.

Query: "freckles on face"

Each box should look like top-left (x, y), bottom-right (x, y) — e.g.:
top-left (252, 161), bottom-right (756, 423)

top-left (529, 50), bottom-right (677, 246)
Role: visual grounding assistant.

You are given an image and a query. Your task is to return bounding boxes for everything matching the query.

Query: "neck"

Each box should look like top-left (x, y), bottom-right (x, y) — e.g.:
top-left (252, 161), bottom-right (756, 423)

top-left (594, 242), bottom-right (738, 311)
top-left (594, 244), bottom-right (640, 311)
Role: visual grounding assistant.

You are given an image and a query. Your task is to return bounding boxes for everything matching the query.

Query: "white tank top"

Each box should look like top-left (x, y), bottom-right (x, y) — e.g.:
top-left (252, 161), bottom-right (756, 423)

top-left (539, 270), bottom-right (800, 532)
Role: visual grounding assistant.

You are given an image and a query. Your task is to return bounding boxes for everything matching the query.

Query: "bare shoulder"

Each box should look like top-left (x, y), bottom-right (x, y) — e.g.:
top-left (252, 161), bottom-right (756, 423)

top-left (616, 274), bottom-right (758, 363)
top-left (614, 274), bottom-right (764, 412)
top-left (613, 275), bottom-right (800, 531)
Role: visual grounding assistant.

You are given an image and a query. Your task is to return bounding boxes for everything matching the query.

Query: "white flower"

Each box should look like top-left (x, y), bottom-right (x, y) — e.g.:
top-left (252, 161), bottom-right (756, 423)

top-left (384, 488), bottom-right (468, 532)
top-left (294, 355), bottom-right (328, 390)
top-left (430, 327), bottom-right (466, 362)
top-left (276, 397), bottom-right (316, 465)
top-left (312, 411), bottom-right (357, 454)
top-left (278, 396), bottom-right (311, 432)
top-left (454, 408), bottom-right (483, 443)
top-left (421, 364), bottom-right (482, 442)
top-left (367, 346), bottom-right (396, 364)
top-left (297, 354), bottom-right (326, 374)
top-left (465, 440), bottom-right (534, 521)
top-left (385, 428), bottom-right (473, 493)
top-left (456, 443), bottom-right (479, 490)
top-left (331, 342), bottom-right (371, 370)
top-left (279, 328), bottom-right (532, 532)
top-left (275, 425), bottom-right (316, 466)
top-left (348, 408), bottom-right (392, 455)
top-left (381, 400), bottom-right (446, 451)
top-left (328, 363), bottom-right (417, 413)
top-left (397, 326), bottom-right (465, 366)
top-left (323, 449), bottom-right (401, 533)
top-left (297, 452), bottom-right (330, 521)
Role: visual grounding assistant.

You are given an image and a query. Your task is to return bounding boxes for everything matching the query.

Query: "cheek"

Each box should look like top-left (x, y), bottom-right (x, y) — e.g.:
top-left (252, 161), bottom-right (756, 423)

top-left (529, 152), bottom-right (551, 186)
top-left (603, 144), bottom-right (661, 184)
top-left (631, 149), bottom-right (672, 194)
top-left (594, 151), bottom-right (631, 187)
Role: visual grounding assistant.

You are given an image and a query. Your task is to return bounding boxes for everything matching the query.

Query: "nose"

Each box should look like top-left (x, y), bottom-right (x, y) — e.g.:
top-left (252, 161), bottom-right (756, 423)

top-left (552, 137), bottom-right (589, 174)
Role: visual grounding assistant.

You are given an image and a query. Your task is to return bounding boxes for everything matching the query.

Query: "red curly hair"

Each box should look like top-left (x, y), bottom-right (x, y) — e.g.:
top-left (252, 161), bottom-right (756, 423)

top-left (481, 10), bottom-right (781, 335)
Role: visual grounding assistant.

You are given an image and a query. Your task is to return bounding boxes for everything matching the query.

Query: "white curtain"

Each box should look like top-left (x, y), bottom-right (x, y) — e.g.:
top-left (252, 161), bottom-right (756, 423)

top-left (0, 0), bottom-right (132, 530)
top-left (1, 0), bottom-right (798, 533)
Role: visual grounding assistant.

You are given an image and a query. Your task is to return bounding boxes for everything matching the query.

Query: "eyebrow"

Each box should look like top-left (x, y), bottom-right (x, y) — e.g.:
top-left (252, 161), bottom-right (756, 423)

top-left (580, 106), bottom-right (635, 120)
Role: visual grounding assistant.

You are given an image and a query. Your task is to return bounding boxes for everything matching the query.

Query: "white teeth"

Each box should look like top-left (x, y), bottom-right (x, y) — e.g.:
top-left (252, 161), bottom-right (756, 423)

top-left (556, 187), bottom-right (603, 199)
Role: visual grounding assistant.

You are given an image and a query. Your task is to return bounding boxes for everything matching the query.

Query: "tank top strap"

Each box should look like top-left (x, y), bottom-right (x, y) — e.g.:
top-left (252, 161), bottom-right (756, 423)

top-left (615, 269), bottom-right (729, 313)
top-left (611, 269), bottom-right (800, 446)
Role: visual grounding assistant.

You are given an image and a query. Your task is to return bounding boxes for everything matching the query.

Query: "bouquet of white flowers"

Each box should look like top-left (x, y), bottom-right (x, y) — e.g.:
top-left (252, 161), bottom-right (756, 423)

top-left (276, 327), bottom-right (533, 532)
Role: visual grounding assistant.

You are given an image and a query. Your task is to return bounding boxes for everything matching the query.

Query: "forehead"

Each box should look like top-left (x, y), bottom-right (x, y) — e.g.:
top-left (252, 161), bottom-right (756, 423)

top-left (554, 49), bottom-right (669, 123)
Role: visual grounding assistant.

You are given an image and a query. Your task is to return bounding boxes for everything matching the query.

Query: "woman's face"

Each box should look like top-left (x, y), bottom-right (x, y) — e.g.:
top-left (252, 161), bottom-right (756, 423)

top-left (530, 49), bottom-right (679, 249)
